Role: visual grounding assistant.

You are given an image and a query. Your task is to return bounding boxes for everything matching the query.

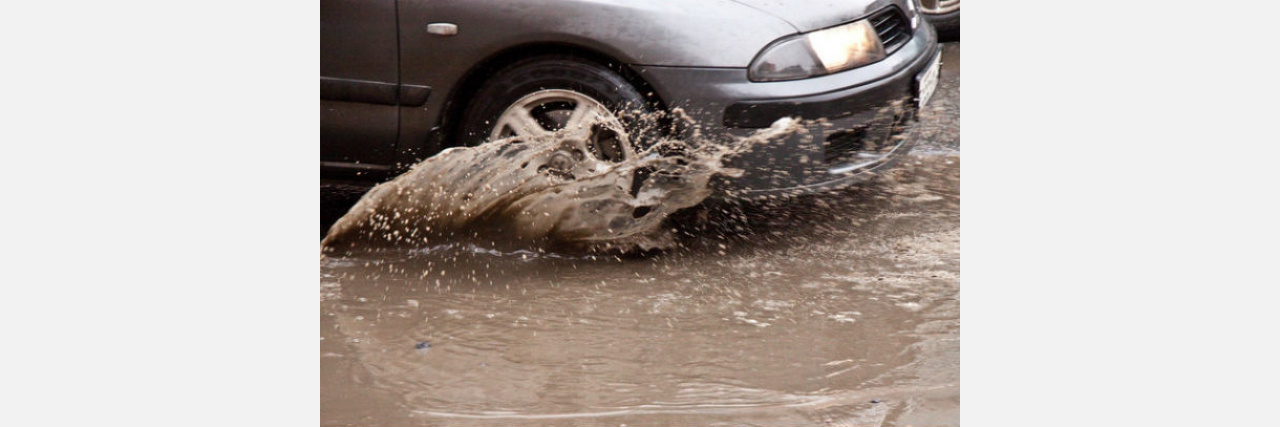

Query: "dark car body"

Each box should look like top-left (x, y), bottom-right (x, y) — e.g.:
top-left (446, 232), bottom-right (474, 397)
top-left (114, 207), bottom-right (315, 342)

top-left (322, 0), bottom-right (940, 197)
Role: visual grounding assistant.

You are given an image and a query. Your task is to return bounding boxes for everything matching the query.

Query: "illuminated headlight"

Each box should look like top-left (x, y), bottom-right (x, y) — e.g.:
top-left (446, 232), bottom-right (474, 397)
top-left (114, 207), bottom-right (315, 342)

top-left (749, 19), bottom-right (887, 82)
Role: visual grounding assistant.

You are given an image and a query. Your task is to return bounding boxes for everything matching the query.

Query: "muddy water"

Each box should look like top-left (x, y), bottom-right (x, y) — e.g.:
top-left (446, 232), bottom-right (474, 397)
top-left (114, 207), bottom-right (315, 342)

top-left (321, 41), bottom-right (959, 427)
top-left (322, 116), bottom-right (805, 253)
top-left (321, 156), bottom-right (958, 426)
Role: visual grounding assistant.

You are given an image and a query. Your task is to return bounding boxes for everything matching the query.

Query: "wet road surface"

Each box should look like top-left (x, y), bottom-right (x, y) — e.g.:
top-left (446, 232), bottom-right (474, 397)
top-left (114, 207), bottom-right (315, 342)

top-left (321, 42), bottom-right (959, 427)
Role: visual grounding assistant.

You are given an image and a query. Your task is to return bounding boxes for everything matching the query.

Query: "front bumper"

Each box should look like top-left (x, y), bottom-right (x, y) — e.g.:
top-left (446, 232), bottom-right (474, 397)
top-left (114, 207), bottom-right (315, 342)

top-left (633, 20), bottom-right (939, 198)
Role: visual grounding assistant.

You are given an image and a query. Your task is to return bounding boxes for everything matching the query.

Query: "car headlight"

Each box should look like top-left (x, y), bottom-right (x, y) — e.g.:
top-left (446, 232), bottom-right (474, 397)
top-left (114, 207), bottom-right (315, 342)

top-left (749, 19), bottom-right (887, 82)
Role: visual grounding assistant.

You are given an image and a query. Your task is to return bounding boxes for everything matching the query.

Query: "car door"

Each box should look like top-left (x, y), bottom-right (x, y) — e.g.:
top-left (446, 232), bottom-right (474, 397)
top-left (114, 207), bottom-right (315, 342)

top-left (321, 0), bottom-right (399, 179)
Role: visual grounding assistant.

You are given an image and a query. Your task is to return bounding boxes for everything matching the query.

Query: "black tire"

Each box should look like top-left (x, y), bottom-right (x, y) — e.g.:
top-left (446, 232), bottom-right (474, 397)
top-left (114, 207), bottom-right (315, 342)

top-left (458, 55), bottom-right (655, 147)
top-left (924, 9), bottom-right (960, 42)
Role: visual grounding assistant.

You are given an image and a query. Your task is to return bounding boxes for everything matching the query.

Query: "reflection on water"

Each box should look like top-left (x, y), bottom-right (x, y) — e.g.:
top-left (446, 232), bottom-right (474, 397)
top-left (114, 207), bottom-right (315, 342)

top-left (321, 156), bottom-right (959, 427)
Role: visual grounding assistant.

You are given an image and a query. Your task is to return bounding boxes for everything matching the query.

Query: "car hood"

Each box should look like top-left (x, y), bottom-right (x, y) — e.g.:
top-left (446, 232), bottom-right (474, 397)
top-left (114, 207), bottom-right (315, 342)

top-left (728, 0), bottom-right (905, 32)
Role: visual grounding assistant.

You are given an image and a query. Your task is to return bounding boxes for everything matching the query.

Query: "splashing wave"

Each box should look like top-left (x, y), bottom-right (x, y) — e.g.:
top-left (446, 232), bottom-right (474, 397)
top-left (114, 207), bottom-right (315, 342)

top-left (321, 115), bottom-right (802, 253)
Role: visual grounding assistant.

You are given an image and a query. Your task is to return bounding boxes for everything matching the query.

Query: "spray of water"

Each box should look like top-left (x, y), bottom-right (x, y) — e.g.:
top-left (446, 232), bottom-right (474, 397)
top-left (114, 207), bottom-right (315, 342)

top-left (321, 113), bottom-right (803, 253)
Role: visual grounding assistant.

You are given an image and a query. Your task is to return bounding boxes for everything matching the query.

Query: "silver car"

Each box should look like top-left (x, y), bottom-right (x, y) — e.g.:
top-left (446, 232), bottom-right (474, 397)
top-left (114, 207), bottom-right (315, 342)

top-left (321, 0), bottom-right (941, 196)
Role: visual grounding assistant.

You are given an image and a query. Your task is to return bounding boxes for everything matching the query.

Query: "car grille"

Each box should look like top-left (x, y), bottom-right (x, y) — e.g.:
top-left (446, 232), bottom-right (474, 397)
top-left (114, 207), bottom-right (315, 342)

top-left (870, 7), bottom-right (911, 55)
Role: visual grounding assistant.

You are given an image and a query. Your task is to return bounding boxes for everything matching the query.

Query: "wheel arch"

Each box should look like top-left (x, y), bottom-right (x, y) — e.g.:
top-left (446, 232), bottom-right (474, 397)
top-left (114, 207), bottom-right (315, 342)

top-left (438, 42), bottom-right (670, 148)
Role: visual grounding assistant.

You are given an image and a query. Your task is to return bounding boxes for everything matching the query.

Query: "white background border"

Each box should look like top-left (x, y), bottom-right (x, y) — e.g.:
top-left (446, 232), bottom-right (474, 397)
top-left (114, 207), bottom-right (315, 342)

top-left (5, 1), bottom-right (1280, 426)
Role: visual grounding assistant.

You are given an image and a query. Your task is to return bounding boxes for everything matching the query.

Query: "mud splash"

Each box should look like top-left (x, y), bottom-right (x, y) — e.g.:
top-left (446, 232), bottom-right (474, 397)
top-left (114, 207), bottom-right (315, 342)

top-left (321, 114), bottom-right (803, 253)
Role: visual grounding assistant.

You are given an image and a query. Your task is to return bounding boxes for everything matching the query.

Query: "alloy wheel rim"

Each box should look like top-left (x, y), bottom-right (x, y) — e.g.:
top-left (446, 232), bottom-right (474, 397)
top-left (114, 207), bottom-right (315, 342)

top-left (490, 89), bottom-right (634, 179)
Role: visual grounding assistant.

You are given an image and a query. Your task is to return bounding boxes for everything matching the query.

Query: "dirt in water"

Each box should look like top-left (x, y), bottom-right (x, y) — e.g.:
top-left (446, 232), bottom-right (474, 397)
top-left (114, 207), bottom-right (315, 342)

top-left (321, 155), bottom-right (959, 426)
top-left (322, 113), bottom-right (804, 253)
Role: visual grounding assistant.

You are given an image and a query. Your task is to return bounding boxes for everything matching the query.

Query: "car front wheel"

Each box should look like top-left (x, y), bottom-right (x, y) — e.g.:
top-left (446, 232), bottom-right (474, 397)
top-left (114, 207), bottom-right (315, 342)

top-left (459, 55), bottom-right (655, 167)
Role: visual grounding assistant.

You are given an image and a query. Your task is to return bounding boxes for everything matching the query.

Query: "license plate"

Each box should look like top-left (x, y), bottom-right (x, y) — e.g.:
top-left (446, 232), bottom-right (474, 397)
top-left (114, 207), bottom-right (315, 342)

top-left (916, 50), bottom-right (941, 110)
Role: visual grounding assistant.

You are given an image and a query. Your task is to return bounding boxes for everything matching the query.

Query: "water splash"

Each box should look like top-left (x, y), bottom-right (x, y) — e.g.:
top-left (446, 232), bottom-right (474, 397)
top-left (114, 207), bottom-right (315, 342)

top-left (321, 114), bottom-right (803, 253)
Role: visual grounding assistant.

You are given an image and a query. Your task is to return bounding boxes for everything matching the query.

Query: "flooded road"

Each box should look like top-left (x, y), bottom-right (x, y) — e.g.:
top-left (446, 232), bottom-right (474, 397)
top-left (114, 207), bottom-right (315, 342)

top-left (321, 43), bottom-right (959, 427)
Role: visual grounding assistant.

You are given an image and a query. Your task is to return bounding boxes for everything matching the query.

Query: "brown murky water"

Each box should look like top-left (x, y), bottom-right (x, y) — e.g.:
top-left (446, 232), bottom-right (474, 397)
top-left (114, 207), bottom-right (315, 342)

top-left (321, 115), bottom-right (807, 253)
top-left (321, 43), bottom-right (958, 427)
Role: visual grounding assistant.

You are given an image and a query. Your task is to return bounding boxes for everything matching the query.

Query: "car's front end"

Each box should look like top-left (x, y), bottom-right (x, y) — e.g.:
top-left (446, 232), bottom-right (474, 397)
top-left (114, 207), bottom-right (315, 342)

top-left (362, 0), bottom-right (941, 199)
top-left (632, 0), bottom-right (941, 197)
